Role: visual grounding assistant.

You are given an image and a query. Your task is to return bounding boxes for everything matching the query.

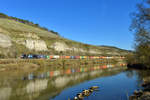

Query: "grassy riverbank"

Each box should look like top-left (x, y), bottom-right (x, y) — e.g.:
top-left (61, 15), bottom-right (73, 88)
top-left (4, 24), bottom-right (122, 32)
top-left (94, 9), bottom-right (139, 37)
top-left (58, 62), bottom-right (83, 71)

top-left (129, 70), bottom-right (150, 100)
top-left (0, 59), bottom-right (125, 72)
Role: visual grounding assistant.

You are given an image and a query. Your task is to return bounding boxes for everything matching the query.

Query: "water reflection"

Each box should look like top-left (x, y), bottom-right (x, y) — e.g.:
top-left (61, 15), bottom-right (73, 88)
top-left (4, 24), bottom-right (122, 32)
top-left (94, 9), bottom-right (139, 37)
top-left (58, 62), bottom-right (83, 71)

top-left (26, 79), bottom-right (48, 94)
top-left (0, 87), bottom-right (12, 100)
top-left (0, 64), bottom-right (127, 100)
top-left (22, 64), bottom-right (126, 80)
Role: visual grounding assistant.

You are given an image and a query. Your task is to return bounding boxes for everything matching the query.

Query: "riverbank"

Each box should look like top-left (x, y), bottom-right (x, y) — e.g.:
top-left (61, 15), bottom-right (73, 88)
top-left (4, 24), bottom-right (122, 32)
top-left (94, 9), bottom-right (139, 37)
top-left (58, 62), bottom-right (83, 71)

top-left (127, 57), bottom-right (150, 99)
top-left (129, 69), bottom-right (150, 100)
top-left (130, 79), bottom-right (150, 100)
top-left (0, 59), bottom-right (125, 72)
top-left (127, 63), bottom-right (148, 70)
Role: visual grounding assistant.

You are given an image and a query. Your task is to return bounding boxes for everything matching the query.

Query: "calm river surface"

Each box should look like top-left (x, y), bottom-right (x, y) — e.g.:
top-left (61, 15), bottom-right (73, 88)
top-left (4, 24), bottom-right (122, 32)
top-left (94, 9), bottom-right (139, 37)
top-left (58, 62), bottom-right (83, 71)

top-left (0, 64), bottom-right (148, 100)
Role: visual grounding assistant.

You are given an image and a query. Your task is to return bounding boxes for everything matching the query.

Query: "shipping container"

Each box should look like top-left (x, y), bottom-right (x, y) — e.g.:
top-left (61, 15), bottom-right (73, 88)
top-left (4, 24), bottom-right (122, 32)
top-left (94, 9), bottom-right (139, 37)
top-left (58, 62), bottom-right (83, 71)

top-left (50, 71), bottom-right (54, 77)
top-left (84, 56), bottom-right (87, 59)
top-left (66, 69), bottom-right (71, 74)
top-left (80, 68), bottom-right (84, 72)
top-left (47, 72), bottom-right (50, 77)
top-left (50, 55), bottom-right (53, 59)
top-left (102, 65), bottom-right (107, 69)
top-left (46, 55), bottom-right (50, 59)
top-left (65, 56), bottom-right (70, 59)
top-left (53, 55), bottom-right (60, 59)
top-left (28, 54), bottom-right (33, 59)
top-left (80, 56), bottom-right (85, 59)
top-left (71, 56), bottom-right (75, 59)
top-left (60, 56), bottom-right (65, 59)
top-left (75, 56), bottom-right (80, 59)
top-left (103, 56), bottom-right (107, 59)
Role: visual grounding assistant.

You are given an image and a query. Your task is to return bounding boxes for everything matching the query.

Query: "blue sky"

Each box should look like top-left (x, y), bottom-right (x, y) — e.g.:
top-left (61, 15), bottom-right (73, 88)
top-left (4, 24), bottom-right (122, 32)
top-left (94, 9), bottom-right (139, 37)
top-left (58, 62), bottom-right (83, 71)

top-left (0, 0), bottom-right (140, 50)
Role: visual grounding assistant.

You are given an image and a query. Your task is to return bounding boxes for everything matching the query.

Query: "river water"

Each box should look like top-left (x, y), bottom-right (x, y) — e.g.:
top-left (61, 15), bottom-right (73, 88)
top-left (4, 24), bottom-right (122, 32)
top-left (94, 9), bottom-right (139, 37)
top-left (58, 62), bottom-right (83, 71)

top-left (0, 64), bottom-right (148, 100)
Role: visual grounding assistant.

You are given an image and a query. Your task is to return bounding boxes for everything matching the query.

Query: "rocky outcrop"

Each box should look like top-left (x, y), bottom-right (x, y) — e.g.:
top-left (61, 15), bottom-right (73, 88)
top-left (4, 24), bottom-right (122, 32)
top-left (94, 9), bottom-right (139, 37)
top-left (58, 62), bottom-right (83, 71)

top-left (50, 42), bottom-right (69, 51)
top-left (50, 42), bottom-right (100, 54)
top-left (0, 33), bottom-right (12, 48)
top-left (24, 39), bottom-right (48, 51)
top-left (50, 42), bottom-right (85, 52)
top-left (89, 49), bottom-right (101, 54)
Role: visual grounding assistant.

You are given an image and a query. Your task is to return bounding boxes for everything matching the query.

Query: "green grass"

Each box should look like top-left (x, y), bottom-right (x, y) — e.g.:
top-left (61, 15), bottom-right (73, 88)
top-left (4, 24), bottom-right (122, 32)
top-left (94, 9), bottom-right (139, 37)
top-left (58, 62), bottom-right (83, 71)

top-left (0, 18), bottom-right (58, 38)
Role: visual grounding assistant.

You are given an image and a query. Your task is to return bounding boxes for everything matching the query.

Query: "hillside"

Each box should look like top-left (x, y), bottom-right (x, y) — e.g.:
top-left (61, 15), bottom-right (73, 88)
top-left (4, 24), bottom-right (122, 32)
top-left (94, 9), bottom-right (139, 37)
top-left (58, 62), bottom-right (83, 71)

top-left (0, 13), bottom-right (129, 58)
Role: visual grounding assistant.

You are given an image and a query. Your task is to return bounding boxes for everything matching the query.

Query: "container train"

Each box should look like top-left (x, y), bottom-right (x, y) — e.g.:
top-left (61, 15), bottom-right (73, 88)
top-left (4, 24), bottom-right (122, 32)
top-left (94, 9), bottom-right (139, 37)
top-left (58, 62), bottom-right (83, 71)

top-left (20, 54), bottom-right (125, 59)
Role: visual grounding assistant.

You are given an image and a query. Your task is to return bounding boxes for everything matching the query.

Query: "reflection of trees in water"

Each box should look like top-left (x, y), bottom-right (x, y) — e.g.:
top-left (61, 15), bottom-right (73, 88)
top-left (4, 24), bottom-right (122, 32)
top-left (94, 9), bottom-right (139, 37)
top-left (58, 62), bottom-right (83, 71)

top-left (125, 69), bottom-right (150, 88)
top-left (125, 70), bottom-right (143, 88)
top-left (90, 70), bottom-right (102, 76)
top-left (134, 70), bottom-right (150, 88)
top-left (53, 76), bottom-right (70, 88)
top-left (0, 67), bottom-right (126, 100)
top-left (50, 67), bottom-right (125, 97)
top-left (0, 79), bottom-right (48, 100)
top-left (53, 73), bottom-right (89, 88)
top-left (26, 79), bottom-right (48, 94)
top-left (137, 70), bottom-right (150, 79)
top-left (135, 70), bottom-right (150, 83)
top-left (0, 87), bottom-right (12, 100)
top-left (125, 70), bottom-right (135, 78)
